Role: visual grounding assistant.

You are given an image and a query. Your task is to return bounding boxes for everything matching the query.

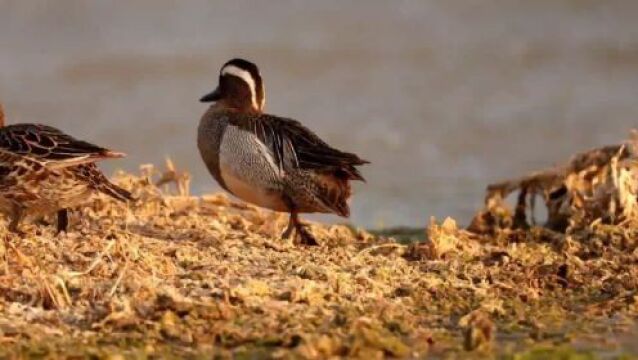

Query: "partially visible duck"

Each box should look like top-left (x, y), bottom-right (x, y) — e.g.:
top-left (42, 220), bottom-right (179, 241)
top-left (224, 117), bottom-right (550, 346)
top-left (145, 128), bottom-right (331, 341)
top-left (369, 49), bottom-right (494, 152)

top-left (198, 58), bottom-right (369, 245)
top-left (0, 103), bottom-right (132, 234)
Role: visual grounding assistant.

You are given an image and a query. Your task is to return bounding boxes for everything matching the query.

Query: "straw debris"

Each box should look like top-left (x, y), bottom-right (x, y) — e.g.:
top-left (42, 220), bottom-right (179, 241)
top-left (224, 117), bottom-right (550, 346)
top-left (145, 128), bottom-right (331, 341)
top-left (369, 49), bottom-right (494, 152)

top-left (0, 156), bottom-right (637, 357)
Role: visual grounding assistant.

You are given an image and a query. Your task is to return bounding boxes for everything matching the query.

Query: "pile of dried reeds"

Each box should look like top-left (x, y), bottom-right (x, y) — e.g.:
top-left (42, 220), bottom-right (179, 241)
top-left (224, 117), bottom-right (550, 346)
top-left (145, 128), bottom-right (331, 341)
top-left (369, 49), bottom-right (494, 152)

top-left (470, 130), bottom-right (638, 234)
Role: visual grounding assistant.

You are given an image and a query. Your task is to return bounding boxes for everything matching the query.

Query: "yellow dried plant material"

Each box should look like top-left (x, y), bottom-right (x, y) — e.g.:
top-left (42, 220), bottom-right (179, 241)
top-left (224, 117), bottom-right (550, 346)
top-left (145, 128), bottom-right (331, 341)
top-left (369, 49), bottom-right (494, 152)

top-left (0, 159), bottom-right (636, 358)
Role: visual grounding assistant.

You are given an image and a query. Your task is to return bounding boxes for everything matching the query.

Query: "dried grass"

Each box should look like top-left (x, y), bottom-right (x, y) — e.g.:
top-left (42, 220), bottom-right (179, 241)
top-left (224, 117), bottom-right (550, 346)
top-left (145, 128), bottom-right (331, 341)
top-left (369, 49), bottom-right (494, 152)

top-left (0, 157), bottom-right (637, 358)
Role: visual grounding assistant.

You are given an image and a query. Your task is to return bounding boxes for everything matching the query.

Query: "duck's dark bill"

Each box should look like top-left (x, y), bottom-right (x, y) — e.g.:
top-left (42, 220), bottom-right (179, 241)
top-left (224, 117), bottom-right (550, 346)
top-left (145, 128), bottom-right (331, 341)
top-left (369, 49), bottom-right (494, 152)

top-left (200, 88), bottom-right (222, 102)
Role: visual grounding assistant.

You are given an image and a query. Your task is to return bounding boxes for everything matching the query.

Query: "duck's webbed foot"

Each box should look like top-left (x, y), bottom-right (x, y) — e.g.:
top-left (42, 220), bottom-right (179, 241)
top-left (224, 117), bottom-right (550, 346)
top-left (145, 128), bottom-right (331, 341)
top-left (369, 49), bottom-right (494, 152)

top-left (282, 211), bottom-right (319, 246)
top-left (295, 221), bottom-right (319, 246)
top-left (57, 209), bottom-right (69, 234)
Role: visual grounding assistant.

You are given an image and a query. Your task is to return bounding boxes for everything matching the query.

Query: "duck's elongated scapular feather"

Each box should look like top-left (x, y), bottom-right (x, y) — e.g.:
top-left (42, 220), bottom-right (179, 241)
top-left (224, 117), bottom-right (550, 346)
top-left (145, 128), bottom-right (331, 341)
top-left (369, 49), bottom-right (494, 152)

top-left (232, 114), bottom-right (369, 181)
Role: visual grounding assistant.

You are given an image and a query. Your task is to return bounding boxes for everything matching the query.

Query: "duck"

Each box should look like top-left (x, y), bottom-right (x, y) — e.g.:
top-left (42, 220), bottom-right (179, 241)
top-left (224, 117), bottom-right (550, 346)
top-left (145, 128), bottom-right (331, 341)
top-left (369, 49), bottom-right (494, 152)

top-left (197, 58), bottom-right (369, 245)
top-left (0, 102), bottom-right (132, 234)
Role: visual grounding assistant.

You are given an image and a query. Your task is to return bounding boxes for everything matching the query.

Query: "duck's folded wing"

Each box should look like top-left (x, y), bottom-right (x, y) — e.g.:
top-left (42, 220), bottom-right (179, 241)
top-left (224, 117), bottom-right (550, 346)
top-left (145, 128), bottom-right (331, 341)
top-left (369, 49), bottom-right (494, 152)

top-left (0, 124), bottom-right (124, 168)
top-left (238, 114), bottom-right (369, 181)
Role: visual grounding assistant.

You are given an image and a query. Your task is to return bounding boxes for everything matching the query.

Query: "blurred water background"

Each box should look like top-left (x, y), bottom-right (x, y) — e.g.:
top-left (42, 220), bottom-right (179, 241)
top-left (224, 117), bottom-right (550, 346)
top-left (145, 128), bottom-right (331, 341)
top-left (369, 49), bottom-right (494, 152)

top-left (0, 0), bottom-right (637, 228)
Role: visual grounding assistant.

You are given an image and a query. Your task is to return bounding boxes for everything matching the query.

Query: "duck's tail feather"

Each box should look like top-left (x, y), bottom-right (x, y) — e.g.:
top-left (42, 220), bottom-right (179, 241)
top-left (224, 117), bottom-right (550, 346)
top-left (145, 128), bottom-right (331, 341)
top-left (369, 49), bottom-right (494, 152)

top-left (315, 173), bottom-right (352, 218)
top-left (74, 163), bottom-right (133, 202)
top-left (97, 180), bottom-right (133, 202)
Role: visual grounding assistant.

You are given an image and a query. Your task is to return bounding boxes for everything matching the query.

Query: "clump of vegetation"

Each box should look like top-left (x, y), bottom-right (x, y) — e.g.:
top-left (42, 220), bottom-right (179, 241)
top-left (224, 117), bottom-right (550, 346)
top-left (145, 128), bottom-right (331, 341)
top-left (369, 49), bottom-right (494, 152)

top-left (470, 130), bottom-right (638, 233)
top-left (0, 148), bottom-right (637, 357)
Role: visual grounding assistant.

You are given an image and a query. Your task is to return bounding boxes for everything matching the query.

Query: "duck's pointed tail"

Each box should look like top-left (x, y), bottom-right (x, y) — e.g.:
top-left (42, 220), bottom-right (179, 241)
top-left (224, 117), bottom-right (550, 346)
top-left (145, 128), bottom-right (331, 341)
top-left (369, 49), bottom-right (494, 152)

top-left (76, 163), bottom-right (134, 202)
top-left (97, 180), bottom-right (133, 202)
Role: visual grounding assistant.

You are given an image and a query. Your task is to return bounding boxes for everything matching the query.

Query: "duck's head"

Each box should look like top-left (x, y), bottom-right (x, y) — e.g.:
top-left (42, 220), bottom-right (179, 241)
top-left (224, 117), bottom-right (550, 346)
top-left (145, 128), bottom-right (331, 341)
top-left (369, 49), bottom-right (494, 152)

top-left (200, 58), bottom-right (265, 113)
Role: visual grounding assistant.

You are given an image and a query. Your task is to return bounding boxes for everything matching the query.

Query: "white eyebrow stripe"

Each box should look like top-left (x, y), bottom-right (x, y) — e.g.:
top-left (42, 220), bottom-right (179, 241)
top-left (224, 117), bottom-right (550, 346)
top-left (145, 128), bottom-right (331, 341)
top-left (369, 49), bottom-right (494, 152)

top-left (222, 65), bottom-right (258, 110)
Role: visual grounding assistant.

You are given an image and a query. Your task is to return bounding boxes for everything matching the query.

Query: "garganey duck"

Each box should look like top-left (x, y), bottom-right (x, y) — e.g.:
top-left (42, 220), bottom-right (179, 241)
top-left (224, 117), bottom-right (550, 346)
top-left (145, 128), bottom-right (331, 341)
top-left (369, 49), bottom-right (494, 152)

top-left (0, 103), bottom-right (132, 234)
top-left (197, 58), bottom-right (369, 245)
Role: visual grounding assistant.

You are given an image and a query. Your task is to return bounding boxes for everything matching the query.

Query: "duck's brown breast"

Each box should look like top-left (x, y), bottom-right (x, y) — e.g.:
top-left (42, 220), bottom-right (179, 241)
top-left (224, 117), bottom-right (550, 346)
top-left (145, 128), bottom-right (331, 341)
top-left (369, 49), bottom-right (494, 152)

top-left (197, 109), bottom-right (229, 191)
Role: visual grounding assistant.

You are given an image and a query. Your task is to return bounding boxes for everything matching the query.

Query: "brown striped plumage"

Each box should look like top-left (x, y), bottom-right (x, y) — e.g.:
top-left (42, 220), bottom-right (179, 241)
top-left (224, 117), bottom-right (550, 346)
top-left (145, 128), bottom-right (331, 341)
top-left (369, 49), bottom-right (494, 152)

top-left (0, 104), bottom-right (131, 234)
